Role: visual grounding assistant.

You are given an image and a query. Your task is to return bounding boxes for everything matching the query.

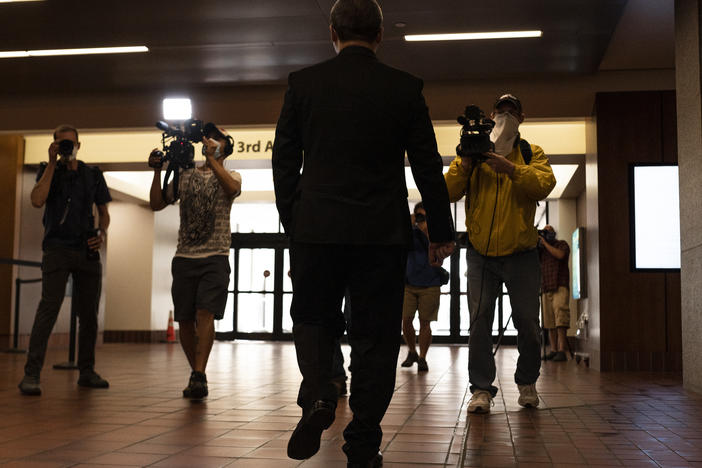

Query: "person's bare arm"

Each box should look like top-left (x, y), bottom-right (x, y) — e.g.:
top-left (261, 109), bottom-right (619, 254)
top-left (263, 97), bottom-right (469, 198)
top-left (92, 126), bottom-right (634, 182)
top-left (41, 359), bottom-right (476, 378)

top-left (203, 137), bottom-right (241, 197)
top-left (148, 149), bottom-right (168, 211)
top-left (30, 142), bottom-right (59, 208)
top-left (87, 204), bottom-right (110, 251)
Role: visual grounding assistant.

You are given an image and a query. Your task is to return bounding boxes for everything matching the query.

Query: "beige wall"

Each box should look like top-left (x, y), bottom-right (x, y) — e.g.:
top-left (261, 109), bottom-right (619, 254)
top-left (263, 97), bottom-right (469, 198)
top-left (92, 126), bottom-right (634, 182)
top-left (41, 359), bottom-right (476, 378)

top-left (548, 199), bottom-right (578, 334)
top-left (104, 202), bottom-right (154, 330)
top-left (583, 118), bottom-right (601, 370)
top-left (150, 205), bottom-right (179, 331)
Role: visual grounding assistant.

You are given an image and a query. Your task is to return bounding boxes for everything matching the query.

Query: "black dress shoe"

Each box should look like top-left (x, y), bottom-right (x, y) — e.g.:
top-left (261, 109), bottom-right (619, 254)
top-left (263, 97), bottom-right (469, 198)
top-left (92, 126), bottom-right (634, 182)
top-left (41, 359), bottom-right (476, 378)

top-left (287, 400), bottom-right (336, 460)
top-left (542, 351), bottom-right (557, 361)
top-left (347, 451), bottom-right (383, 467)
top-left (77, 371), bottom-right (109, 388)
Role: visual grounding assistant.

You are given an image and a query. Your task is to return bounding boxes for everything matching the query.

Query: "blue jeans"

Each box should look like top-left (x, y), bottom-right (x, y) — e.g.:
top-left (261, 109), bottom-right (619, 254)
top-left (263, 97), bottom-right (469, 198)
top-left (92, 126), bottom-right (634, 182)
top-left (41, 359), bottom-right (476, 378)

top-left (467, 247), bottom-right (542, 397)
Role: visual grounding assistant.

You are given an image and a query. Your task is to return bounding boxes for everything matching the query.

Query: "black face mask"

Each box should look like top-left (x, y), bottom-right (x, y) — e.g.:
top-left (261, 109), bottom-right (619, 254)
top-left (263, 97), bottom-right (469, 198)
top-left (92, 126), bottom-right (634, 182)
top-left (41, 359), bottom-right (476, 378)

top-left (415, 213), bottom-right (426, 223)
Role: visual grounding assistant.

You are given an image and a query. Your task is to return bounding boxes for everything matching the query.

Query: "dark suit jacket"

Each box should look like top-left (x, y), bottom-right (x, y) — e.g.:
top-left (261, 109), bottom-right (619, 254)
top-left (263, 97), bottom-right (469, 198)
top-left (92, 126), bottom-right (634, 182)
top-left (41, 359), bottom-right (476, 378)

top-left (272, 45), bottom-right (454, 247)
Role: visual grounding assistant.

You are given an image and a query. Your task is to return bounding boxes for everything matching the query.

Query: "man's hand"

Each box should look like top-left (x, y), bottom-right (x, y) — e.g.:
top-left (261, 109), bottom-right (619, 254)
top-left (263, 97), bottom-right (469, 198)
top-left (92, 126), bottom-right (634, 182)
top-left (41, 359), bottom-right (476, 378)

top-left (484, 152), bottom-right (515, 176)
top-left (429, 241), bottom-right (456, 266)
top-left (87, 230), bottom-right (105, 251)
top-left (202, 136), bottom-right (221, 168)
top-left (148, 149), bottom-right (163, 170)
top-left (48, 141), bottom-right (58, 165)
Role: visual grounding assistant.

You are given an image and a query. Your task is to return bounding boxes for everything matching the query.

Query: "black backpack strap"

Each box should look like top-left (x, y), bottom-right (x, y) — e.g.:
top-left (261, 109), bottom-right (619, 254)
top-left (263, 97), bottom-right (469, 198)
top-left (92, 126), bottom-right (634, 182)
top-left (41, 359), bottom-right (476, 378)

top-left (518, 139), bottom-right (532, 165)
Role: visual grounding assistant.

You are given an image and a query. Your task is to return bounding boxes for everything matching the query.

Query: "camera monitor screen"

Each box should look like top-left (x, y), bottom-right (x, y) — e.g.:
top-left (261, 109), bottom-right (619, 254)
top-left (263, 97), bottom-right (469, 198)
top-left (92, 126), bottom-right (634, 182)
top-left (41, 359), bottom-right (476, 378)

top-left (631, 164), bottom-right (680, 270)
top-left (572, 227), bottom-right (586, 299)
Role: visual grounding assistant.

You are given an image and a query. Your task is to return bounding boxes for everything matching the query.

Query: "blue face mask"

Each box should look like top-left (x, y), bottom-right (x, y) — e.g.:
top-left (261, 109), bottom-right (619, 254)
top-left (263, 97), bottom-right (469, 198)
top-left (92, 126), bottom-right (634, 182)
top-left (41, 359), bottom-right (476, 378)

top-left (201, 140), bottom-right (222, 159)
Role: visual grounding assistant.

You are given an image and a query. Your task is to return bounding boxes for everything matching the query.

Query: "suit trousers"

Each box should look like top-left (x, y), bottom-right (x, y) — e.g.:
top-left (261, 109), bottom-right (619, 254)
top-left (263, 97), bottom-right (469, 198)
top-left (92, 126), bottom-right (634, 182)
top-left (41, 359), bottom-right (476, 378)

top-left (289, 242), bottom-right (407, 463)
top-left (25, 246), bottom-right (102, 377)
top-left (466, 247), bottom-right (541, 397)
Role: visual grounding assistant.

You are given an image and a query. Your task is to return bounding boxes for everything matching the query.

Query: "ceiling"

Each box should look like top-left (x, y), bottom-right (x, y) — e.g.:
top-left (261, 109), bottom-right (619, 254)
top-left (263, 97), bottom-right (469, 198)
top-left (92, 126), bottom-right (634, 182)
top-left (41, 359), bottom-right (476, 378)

top-left (0, 0), bottom-right (664, 95)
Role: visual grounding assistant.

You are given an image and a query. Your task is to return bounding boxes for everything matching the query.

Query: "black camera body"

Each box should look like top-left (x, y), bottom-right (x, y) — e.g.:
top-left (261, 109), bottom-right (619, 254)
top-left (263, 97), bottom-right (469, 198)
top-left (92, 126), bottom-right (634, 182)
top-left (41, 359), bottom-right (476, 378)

top-left (57, 139), bottom-right (75, 157)
top-left (456, 105), bottom-right (495, 163)
top-left (152, 119), bottom-right (204, 201)
top-left (153, 119), bottom-right (204, 169)
top-left (84, 229), bottom-right (100, 261)
top-left (538, 228), bottom-right (556, 244)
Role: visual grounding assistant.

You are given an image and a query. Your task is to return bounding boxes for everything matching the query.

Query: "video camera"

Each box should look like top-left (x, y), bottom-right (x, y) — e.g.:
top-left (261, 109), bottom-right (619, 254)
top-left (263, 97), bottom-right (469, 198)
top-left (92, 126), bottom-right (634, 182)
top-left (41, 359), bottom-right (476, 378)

top-left (456, 105), bottom-right (495, 163)
top-left (149, 119), bottom-right (202, 201)
top-left (537, 228), bottom-right (556, 244)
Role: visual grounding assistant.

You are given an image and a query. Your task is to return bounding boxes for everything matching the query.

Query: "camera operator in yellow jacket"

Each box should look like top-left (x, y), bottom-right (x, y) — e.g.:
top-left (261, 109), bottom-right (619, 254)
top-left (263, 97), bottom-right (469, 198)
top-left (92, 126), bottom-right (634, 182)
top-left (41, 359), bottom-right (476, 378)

top-left (445, 94), bottom-right (555, 415)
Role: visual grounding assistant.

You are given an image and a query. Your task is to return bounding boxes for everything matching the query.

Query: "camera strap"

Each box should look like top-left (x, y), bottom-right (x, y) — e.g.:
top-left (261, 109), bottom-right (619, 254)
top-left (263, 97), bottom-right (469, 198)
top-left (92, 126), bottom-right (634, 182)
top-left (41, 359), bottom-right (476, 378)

top-left (162, 162), bottom-right (180, 202)
top-left (518, 139), bottom-right (532, 165)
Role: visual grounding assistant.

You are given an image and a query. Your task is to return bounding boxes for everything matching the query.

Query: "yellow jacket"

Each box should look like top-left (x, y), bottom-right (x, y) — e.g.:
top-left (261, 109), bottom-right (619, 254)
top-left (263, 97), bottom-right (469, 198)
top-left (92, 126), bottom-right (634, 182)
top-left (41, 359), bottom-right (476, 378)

top-left (444, 142), bottom-right (555, 256)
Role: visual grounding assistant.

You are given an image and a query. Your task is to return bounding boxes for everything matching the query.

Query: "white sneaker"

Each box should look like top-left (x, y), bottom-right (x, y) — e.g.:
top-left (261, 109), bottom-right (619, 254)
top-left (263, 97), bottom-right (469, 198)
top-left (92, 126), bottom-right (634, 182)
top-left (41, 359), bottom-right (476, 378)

top-left (517, 384), bottom-right (540, 408)
top-left (467, 390), bottom-right (493, 414)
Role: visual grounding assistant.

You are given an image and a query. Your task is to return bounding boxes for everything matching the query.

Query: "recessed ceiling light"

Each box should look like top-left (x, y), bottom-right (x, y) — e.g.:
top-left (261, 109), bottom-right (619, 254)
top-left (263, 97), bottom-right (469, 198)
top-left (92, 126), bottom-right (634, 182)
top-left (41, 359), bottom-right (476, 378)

top-left (0, 46), bottom-right (148, 58)
top-left (394, 22), bottom-right (407, 28)
top-left (404, 30), bottom-right (543, 41)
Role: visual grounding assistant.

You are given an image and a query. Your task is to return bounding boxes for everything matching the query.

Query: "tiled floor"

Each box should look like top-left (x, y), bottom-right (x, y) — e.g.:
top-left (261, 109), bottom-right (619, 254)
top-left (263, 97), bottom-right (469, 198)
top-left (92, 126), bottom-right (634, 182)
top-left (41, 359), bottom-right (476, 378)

top-left (0, 342), bottom-right (700, 467)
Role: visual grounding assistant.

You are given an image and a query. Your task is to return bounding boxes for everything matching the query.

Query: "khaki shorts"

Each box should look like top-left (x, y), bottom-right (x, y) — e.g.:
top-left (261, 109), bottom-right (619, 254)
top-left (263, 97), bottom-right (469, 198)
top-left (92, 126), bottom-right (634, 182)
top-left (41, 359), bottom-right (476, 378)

top-left (402, 285), bottom-right (440, 321)
top-left (541, 286), bottom-right (570, 329)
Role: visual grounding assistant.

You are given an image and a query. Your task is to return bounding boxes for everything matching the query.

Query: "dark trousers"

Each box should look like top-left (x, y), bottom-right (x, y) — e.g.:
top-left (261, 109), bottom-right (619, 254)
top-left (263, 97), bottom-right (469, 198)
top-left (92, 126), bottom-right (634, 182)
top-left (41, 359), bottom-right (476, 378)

top-left (25, 246), bottom-right (102, 377)
top-left (467, 247), bottom-right (541, 396)
top-left (332, 290), bottom-right (352, 381)
top-left (289, 242), bottom-right (407, 463)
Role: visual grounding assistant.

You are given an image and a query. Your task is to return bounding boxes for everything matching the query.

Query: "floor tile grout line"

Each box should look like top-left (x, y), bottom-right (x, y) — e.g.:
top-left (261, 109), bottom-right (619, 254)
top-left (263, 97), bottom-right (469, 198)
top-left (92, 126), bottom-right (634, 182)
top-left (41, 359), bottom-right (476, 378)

top-left (450, 378), bottom-right (471, 468)
top-left (384, 361), bottom-right (466, 467)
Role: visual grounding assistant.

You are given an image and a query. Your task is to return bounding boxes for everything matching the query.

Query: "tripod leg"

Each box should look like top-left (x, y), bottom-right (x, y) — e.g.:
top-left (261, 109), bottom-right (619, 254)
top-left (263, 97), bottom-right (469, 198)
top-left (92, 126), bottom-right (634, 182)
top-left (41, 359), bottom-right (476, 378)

top-left (492, 312), bottom-right (513, 356)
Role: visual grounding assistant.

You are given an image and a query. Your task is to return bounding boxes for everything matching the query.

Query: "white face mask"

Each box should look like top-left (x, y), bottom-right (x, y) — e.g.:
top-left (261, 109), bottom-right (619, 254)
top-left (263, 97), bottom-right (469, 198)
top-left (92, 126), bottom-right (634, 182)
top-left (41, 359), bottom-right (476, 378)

top-left (490, 112), bottom-right (520, 156)
top-left (201, 140), bottom-right (222, 159)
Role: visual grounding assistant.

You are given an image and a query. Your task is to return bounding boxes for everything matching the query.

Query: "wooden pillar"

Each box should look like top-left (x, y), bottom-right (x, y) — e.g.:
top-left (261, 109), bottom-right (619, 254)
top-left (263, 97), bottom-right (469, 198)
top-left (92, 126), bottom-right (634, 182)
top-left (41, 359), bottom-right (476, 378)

top-left (0, 135), bottom-right (24, 347)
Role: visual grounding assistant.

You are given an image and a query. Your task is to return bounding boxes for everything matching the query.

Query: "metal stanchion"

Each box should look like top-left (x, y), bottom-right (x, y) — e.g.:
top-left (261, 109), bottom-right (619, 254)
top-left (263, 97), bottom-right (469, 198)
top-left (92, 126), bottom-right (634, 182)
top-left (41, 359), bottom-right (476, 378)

top-left (1, 258), bottom-right (42, 354)
top-left (4, 278), bottom-right (42, 354)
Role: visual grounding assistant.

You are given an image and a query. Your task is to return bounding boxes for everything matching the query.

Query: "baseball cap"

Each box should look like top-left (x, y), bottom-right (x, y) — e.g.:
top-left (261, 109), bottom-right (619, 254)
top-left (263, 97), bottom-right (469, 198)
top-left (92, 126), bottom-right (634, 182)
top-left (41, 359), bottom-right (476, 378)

top-left (494, 94), bottom-right (523, 114)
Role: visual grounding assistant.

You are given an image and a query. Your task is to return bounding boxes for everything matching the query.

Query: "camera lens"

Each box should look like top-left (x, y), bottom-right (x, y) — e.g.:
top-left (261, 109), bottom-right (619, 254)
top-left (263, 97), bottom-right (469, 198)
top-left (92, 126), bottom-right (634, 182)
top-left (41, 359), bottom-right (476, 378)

top-left (57, 139), bottom-right (74, 156)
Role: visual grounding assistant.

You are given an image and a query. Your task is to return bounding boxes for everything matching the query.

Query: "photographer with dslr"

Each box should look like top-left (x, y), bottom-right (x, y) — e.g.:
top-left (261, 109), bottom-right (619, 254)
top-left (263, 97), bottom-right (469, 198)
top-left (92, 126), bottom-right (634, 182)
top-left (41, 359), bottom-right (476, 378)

top-left (19, 124), bottom-right (112, 396)
top-left (149, 123), bottom-right (241, 399)
top-left (538, 225), bottom-right (571, 362)
top-left (445, 94), bottom-right (555, 413)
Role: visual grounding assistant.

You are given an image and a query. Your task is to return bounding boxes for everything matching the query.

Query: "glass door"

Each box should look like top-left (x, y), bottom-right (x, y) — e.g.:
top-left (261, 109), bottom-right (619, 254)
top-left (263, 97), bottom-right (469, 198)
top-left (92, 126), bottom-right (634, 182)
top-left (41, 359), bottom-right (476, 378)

top-left (215, 233), bottom-right (290, 341)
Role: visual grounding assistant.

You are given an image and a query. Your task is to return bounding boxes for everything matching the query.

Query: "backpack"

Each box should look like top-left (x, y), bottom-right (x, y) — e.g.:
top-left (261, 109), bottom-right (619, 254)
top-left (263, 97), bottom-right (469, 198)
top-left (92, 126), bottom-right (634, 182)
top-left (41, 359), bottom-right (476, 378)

top-left (518, 138), bottom-right (532, 165)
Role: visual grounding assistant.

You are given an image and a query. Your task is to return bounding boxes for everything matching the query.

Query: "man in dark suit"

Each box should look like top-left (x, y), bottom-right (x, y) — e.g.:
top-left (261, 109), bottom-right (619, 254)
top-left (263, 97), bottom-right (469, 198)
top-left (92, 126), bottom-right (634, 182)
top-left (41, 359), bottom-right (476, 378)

top-left (272, 1), bottom-right (455, 466)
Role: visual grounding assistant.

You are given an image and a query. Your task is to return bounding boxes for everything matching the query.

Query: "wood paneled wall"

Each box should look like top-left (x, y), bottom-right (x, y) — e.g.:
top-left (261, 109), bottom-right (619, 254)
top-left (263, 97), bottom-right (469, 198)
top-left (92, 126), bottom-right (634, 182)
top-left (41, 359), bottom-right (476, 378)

top-left (594, 91), bottom-right (682, 371)
top-left (0, 135), bottom-right (24, 346)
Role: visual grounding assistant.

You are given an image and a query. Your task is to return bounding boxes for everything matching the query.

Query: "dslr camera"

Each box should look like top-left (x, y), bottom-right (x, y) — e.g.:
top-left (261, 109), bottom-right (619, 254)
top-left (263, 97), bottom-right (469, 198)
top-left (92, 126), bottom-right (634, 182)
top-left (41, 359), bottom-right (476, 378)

top-left (456, 105), bottom-right (495, 163)
top-left (57, 139), bottom-right (75, 157)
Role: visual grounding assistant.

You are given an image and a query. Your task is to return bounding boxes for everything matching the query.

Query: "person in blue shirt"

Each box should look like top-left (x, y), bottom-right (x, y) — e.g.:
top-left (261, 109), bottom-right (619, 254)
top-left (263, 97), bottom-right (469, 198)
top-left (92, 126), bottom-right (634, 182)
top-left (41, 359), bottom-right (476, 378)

top-left (400, 202), bottom-right (448, 372)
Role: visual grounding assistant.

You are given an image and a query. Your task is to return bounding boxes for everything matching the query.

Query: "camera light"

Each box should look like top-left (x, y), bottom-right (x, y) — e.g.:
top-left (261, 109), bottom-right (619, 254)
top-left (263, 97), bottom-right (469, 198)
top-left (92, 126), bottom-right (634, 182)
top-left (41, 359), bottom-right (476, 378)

top-left (162, 98), bottom-right (192, 121)
top-left (404, 31), bottom-right (542, 42)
